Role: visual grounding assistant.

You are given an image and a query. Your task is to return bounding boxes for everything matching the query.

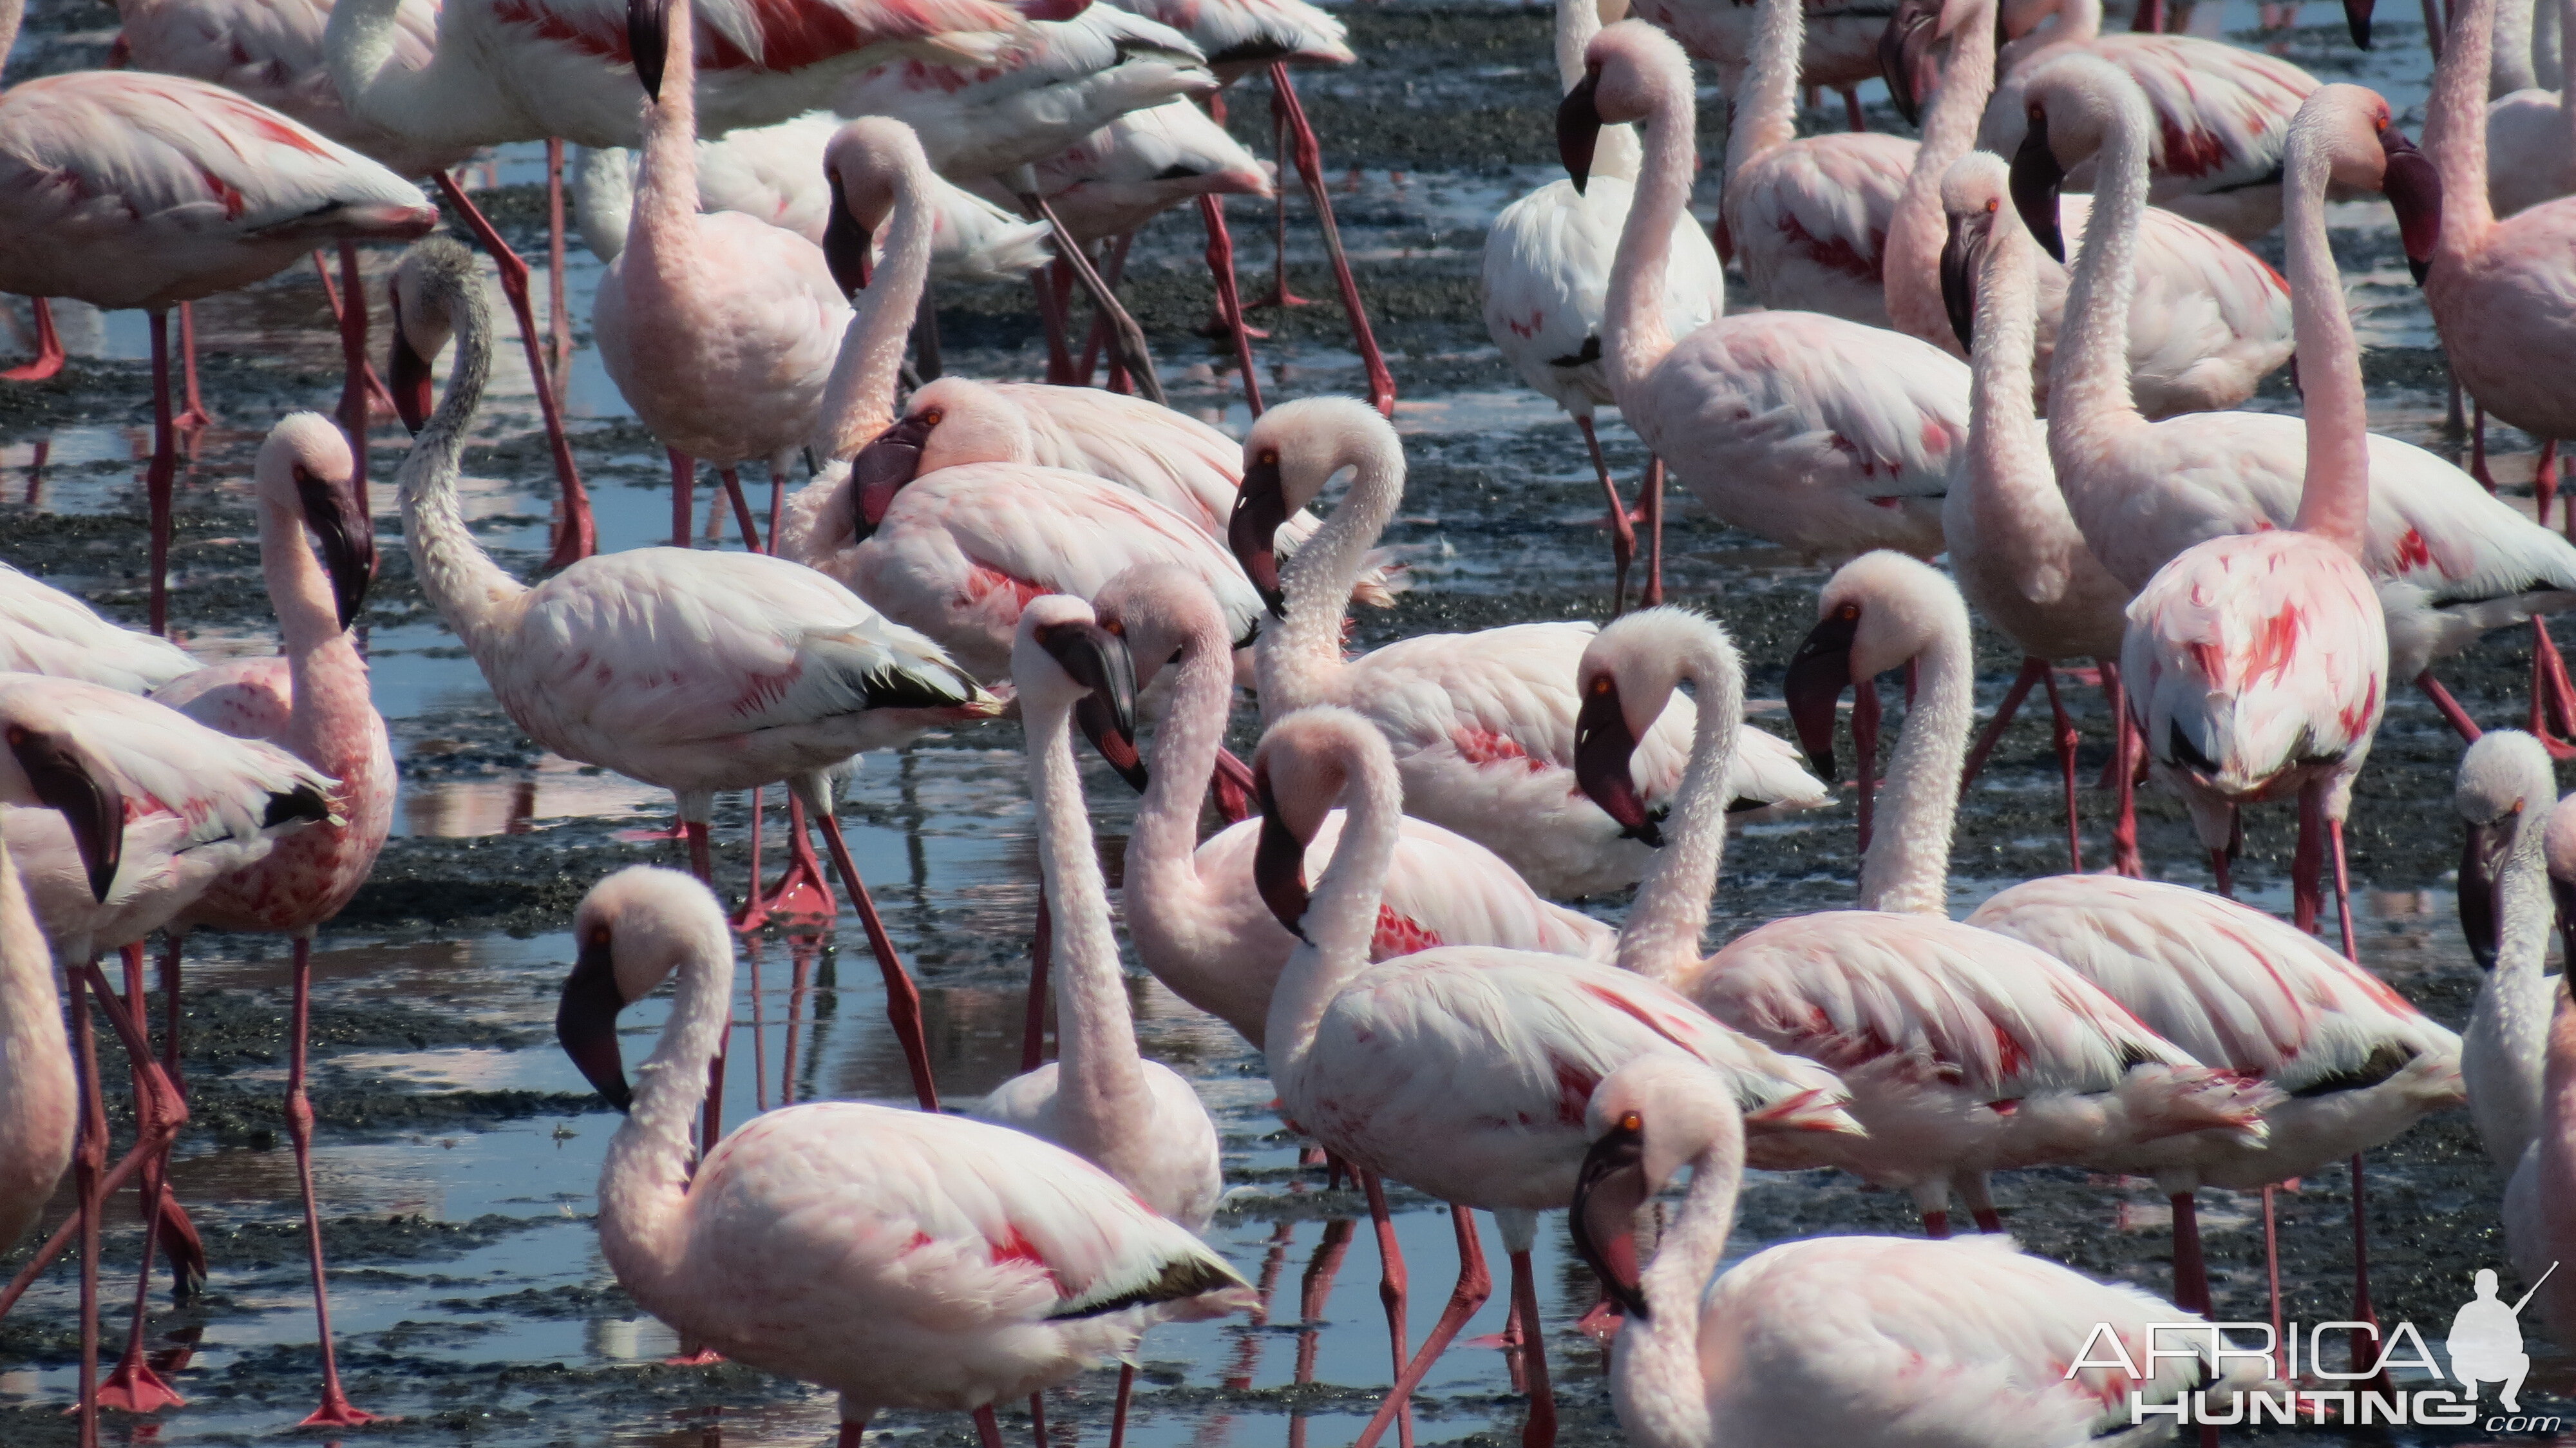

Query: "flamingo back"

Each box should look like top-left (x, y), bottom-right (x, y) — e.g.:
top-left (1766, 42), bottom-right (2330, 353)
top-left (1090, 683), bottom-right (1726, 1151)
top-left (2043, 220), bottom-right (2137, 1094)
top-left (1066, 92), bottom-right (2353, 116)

top-left (0, 563), bottom-right (198, 694)
top-left (1723, 131), bottom-right (1914, 326)
top-left (1482, 174), bottom-right (1724, 417)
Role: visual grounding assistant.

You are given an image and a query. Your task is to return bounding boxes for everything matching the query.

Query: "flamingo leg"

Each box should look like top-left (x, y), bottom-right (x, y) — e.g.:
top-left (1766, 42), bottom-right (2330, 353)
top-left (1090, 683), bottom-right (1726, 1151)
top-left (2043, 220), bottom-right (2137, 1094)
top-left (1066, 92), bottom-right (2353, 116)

top-left (782, 939), bottom-right (814, 1106)
top-left (2347, 1153), bottom-right (2382, 1382)
top-left (1354, 1203), bottom-right (1490, 1448)
top-left (2, 294), bottom-right (64, 380)
top-left (684, 819), bottom-right (715, 885)
top-left (1853, 673), bottom-right (1882, 857)
top-left (912, 286), bottom-right (945, 382)
top-left (69, 962), bottom-right (103, 1448)
top-left (433, 172), bottom-right (594, 568)
top-left (174, 302), bottom-right (211, 430)
top-left (747, 937), bottom-right (768, 1112)
top-left (1290, 1217), bottom-right (1354, 1447)
top-left (1106, 1363), bottom-right (1135, 1448)
top-left (334, 243), bottom-right (375, 515)
top-left (1841, 86), bottom-right (1866, 131)
top-left (1573, 415), bottom-right (1636, 614)
top-left (133, 940), bottom-right (202, 1299)
top-left (1027, 1391), bottom-right (1046, 1448)
top-left (838, 1415), bottom-right (868, 1448)
top-left (1034, 261), bottom-right (1078, 385)
top-left (2538, 439), bottom-right (2560, 529)
top-left (1358, 1172), bottom-right (1414, 1448)
top-left (809, 806), bottom-right (942, 1112)
top-left (1958, 1173), bottom-right (2003, 1234)
top-left (1016, 193), bottom-right (1166, 406)
top-left (2418, 669), bottom-right (2486, 743)
top-left (1022, 895), bottom-right (1051, 1073)
top-left (2527, 616), bottom-right (2576, 757)
top-left (2041, 667), bottom-right (2084, 873)
top-left (2262, 1185), bottom-right (2284, 1357)
top-left (1508, 1249), bottom-right (1555, 1448)
top-left (281, 937), bottom-right (377, 1425)
top-left (98, 948), bottom-right (184, 1415)
top-left (1198, 195), bottom-right (1266, 415)
top-left (1251, 91), bottom-right (1310, 313)
top-left (718, 468), bottom-right (761, 553)
top-left (2291, 784), bottom-right (2325, 936)
top-left (1211, 747), bottom-right (1258, 824)
top-left (2107, 670), bottom-right (2141, 879)
top-left (2470, 401), bottom-right (2496, 490)
top-left (146, 308), bottom-right (176, 636)
top-left (314, 247), bottom-right (400, 423)
top-left (735, 787), bottom-right (768, 930)
top-left (1640, 457), bottom-right (1664, 607)
top-left (1920, 1208), bottom-right (1950, 1237)
top-left (669, 448), bottom-right (695, 548)
top-left (546, 139), bottom-right (572, 385)
top-left (1262, 62), bottom-right (1394, 415)
top-left (973, 1404), bottom-right (1007, 1448)
top-left (1076, 234), bottom-right (1136, 390)
top-left (2169, 1192), bottom-right (2211, 1314)
top-left (1959, 656), bottom-right (2047, 794)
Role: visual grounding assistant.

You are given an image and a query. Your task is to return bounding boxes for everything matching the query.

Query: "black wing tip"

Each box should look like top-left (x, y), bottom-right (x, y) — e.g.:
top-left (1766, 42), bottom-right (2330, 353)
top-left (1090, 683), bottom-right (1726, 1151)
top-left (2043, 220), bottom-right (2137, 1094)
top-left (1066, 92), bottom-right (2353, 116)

top-left (862, 661), bottom-right (980, 712)
top-left (1048, 1255), bottom-right (1247, 1320)
top-left (265, 785), bottom-right (332, 828)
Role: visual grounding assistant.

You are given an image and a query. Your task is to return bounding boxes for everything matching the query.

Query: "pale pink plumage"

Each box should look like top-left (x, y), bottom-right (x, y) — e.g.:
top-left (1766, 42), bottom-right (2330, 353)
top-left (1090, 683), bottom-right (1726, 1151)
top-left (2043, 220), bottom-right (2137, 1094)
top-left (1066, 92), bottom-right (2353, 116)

top-left (0, 829), bottom-right (73, 1256)
top-left (1628, 0), bottom-right (1887, 95)
top-left (967, 95), bottom-right (1270, 245)
top-left (2504, 977), bottom-right (2576, 1340)
top-left (1103, 0), bottom-right (1352, 83)
top-left (0, 563), bottom-right (198, 695)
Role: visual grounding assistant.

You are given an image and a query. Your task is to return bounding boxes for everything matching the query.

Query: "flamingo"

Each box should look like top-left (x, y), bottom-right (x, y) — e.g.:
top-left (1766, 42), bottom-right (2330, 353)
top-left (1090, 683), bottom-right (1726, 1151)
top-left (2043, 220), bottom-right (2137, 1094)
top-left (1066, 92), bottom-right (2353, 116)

top-left (1482, 0), bottom-right (1724, 611)
top-left (324, 0), bottom-right (1036, 567)
top-left (1979, 0), bottom-right (2351, 241)
top-left (1719, 0), bottom-right (1916, 326)
top-left (1090, 564), bottom-right (1613, 1049)
top-left (0, 564), bottom-right (197, 694)
top-left (1567, 1055), bottom-right (2263, 1448)
top-left (116, 415), bottom-right (394, 1425)
top-left (1878, 0), bottom-right (2292, 419)
top-left (1251, 702), bottom-right (1863, 1448)
top-left (1559, 22), bottom-right (1971, 563)
top-left (2504, 976), bottom-right (2576, 1340)
top-left (2423, 0), bottom-right (2576, 553)
top-left (1933, 151), bottom-right (2137, 875)
top-left (383, 233), bottom-right (996, 1116)
top-left (0, 827), bottom-right (72, 1259)
top-left (1629, 0), bottom-right (1891, 131)
top-left (552, 865), bottom-right (1258, 1448)
top-left (2483, 0), bottom-right (2576, 221)
top-left (1226, 395), bottom-right (1828, 899)
top-left (2455, 730), bottom-right (2562, 1176)
top-left (0, 0), bottom-right (438, 635)
top-left (1574, 586), bottom-right (2273, 1238)
top-left (2015, 60), bottom-right (2576, 775)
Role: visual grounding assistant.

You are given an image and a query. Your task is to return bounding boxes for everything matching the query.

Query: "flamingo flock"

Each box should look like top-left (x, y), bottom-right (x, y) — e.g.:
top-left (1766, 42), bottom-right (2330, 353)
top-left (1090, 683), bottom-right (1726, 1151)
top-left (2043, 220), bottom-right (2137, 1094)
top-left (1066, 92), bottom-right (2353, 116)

top-left (3, 0), bottom-right (2575, 1440)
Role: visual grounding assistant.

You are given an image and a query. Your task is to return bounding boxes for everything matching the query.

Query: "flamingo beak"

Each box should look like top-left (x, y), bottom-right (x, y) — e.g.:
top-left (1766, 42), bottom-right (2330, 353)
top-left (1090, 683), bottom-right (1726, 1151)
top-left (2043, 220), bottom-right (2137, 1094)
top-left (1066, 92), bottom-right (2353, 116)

top-left (2008, 110), bottom-right (2067, 263)
top-left (2380, 127), bottom-right (2441, 285)
top-left (1229, 455), bottom-right (1292, 618)
top-left (556, 929), bottom-right (632, 1112)
top-left (6, 723), bottom-right (124, 903)
top-left (851, 411), bottom-right (935, 533)
top-left (1877, 0), bottom-right (1940, 128)
top-left (1569, 1122), bottom-right (1653, 1323)
top-left (388, 290), bottom-right (436, 435)
top-left (1575, 678), bottom-right (1663, 846)
top-left (1039, 619), bottom-right (1142, 777)
top-left (2459, 818), bottom-right (2511, 970)
top-left (293, 462), bottom-right (376, 631)
top-left (2553, 870), bottom-right (2576, 973)
top-left (1939, 212), bottom-right (1979, 353)
top-left (2344, 0), bottom-right (2376, 47)
top-left (824, 174), bottom-right (873, 300)
top-left (629, 0), bottom-right (672, 102)
top-left (1557, 70), bottom-right (1604, 195)
top-left (1251, 765), bottom-right (1312, 941)
top-left (1784, 608), bottom-right (1862, 780)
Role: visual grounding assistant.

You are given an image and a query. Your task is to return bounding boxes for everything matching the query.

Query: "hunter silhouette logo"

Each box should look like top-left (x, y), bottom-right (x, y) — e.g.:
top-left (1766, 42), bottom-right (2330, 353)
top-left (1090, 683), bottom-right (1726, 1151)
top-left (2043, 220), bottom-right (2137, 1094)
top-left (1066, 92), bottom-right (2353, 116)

top-left (2447, 1264), bottom-right (2557, 1413)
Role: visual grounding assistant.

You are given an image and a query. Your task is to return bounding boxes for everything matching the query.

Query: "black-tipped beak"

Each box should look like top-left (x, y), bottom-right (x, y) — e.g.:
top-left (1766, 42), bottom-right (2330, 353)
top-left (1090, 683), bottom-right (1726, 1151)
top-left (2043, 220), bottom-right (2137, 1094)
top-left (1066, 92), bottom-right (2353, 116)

top-left (293, 462), bottom-right (376, 631)
top-left (1252, 767), bottom-right (1312, 940)
top-left (2459, 818), bottom-right (2510, 970)
top-left (1878, 0), bottom-right (1939, 128)
top-left (1075, 692), bottom-right (1150, 792)
top-left (629, 0), bottom-right (671, 101)
top-left (6, 723), bottom-right (123, 903)
top-left (1229, 455), bottom-right (1291, 618)
top-left (2009, 110), bottom-right (2067, 264)
top-left (824, 173), bottom-right (873, 299)
top-left (2380, 127), bottom-right (2441, 285)
top-left (1557, 70), bottom-right (1604, 195)
top-left (1569, 1121), bottom-right (1652, 1323)
top-left (2553, 870), bottom-right (2576, 975)
top-left (556, 929), bottom-right (632, 1112)
top-left (851, 411), bottom-right (935, 533)
top-left (1940, 212), bottom-right (1979, 353)
top-left (388, 290), bottom-right (435, 435)
top-left (1785, 608), bottom-right (1862, 780)
top-left (1039, 619), bottom-right (1140, 752)
top-left (1575, 679), bottom-right (1663, 847)
top-left (2344, 0), bottom-right (2375, 47)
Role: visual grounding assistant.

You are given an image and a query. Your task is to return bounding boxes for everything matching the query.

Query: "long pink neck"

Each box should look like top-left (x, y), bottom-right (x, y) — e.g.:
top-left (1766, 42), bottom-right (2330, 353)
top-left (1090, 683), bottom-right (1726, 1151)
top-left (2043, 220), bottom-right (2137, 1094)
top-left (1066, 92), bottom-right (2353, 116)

top-left (2280, 113), bottom-right (2369, 555)
top-left (1611, 1125), bottom-right (1744, 1448)
top-left (1965, 208), bottom-right (2070, 582)
top-left (1888, 0), bottom-right (2002, 351)
top-left (1606, 59), bottom-right (1698, 395)
top-left (2047, 81), bottom-right (2150, 450)
top-left (625, 0), bottom-right (701, 309)
top-left (2537, 985), bottom-right (2576, 1290)
top-left (2427, 0), bottom-right (2501, 258)
top-left (1725, 0), bottom-right (1802, 177)
top-left (1616, 637), bottom-right (1744, 984)
top-left (0, 832), bottom-right (73, 1247)
top-left (259, 493), bottom-right (376, 780)
top-left (1860, 607), bottom-right (1970, 914)
top-left (596, 941), bottom-right (732, 1319)
top-left (1264, 741), bottom-right (1404, 1101)
top-left (811, 163), bottom-right (936, 464)
top-left (1126, 617), bottom-right (1234, 938)
top-left (0, 0), bottom-right (22, 85)
top-left (1260, 434), bottom-right (1401, 716)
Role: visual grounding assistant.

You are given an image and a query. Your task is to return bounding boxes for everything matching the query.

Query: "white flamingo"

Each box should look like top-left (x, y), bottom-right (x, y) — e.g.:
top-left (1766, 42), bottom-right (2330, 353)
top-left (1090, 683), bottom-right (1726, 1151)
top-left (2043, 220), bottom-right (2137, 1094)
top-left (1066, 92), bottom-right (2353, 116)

top-left (2455, 730), bottom-right (2564, 1174)
top-left (2505, 977), bottom-right (2576, 1340)
top-left (0, 564), bottom-right (196, 695)
top-left (0, 826), bottom-right (72, 1258)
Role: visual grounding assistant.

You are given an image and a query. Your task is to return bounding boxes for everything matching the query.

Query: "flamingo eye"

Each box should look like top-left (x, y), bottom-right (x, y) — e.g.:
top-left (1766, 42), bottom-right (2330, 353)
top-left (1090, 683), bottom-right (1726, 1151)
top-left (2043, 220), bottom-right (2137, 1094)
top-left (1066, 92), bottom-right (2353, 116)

top-left (1589, 676), bottom-right (1613, 696)
top-left (587, 925), bottom-right (611, 948)
top-left (1985, 198), bottom-right (2000, 214)
top-left (923, 408), bottom-right (944, 425)
top-left (1837, 604), bottom-right (1861, 621)
top-left (1618, 1111), bottom-right (1643, 1132)
top-left (1258, 449), bottom-right (1280, 466)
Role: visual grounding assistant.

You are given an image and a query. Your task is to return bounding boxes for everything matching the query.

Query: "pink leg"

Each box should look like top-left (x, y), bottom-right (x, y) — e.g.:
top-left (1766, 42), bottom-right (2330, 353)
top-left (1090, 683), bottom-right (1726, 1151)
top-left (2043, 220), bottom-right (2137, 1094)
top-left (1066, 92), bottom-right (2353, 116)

top-left (1023, 895), bottom-right (1051, 1073)
top-left (2419, 670), bottom-right (2485, 743)
top-left (1026, 1393), bottom-right (1046, 1448)
top-left (285, 938), bottom-right (377, 1425)
top-left (1639, 459), bottom-right (1665, 607)
top-left (1841, 86), bottom-right (1866, 131)
top-left (2470, 401), bottom-right (2496, 490)
top-left (2211, 846), bottom-right (2235, 898)
top-left (312, 248), bottom-right (399, 423)
top-left (1508, 1250), bottom-right (1555, 1448)
top-left (1291, 1217), bottom-right (1356, 1448)
top-left (811, 809), bottom-right (942, 1112)
top-left (1264, 62), bottom-right (1395, 416)
top-left (2262, 1185), bottom-right (2284, 1355)
top-left (2291, 783), bottom-right (2325, 936)
top-left (546, 139), bottom-right (572, 386)
top-left (684, 819), bottom-right (715, 885)
top-left (1034, 262), bottom-right (1078, 385)
top-left (2170, 1192), bottom-right (2210, 1314)
top-left (718, 468), bottom-right (761, 553)
top-left (433, 173), bottom-right (594, 568)
top-left (735, 788), bottom-right (768, 929)
top-left (146, 309), bottom-right (176, 636)
top-left (1354, 1204), bottom-right (1491, 1448)
top-left (1107, 1362), bottom-right (1135, 1448)
top-left (974, 1405), bottom-right (1008, 1448)
top-left (1853, 674), bottom-right (1882, 857)
top-left (2537, 439), bottom-right (2560, 529)
top-left (2, 295), bottom-right (64, 381)
top-left (2041, 666), bottom-right (2084, 873)
top-left (1959, 656), bottom-right (2047, 793)
top-left (2328, 813), bottom-right (2358, 962)
top-left (1019, 196), bottom-right (1166, 405)
top-left (1573, 416), bottom-right (1638, 613)
top-left (840, 1416), bottom-right (869, 1448)
top-left (1971, 1206), bottom-right (2005, 1233)
top-left (68, 963), bottom-right (104, 1448)
top-left (1075, 233), bottom-right (1136, 389)
top-left (1920, 1208), bottom-right (1950, 1238)
top-left (2528, 616), bottom-right (2576, 757)
top-left (175, 303), bottom-right (211, 430)
top-left (1198, 195), bottom-right (1266, 415)
top-left (98, 948), bottom-right (184, 1415)
top-left (2347, 1153), bottom-right (2382, 1382)
top-left (1359, 1172), bottom-right (1414, 1448)
top-left (1251, 91), bottom-right (1311, 313)
top-left (669, 449), bottom-right (694, 549)
top-left (2098, 660), bottom-right (2145, 878)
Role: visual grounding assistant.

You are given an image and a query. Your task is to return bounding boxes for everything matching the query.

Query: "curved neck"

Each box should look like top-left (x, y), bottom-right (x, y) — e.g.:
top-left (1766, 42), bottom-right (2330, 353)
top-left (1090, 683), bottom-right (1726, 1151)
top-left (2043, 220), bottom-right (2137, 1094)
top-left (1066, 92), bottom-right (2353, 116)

top-left (2499, 799), bottom-right (2557, 987)
top-left (1967, 217), bottom-right (2063, 556)
top-left (1860, 623), bottom-right (1972, 915)
top-left (1616, 651), bottom-right (1745, 984)
top-left (1129, 621), bottom-right (1235, 917)
top-left (325, 0), bottom-right (499, 153)
top-left (1888, 0), bottom-right (2002, 350)
top-left (2280, 125), bottom-right (2369, 555)
top-left (627, 0), bottom-right (702, 278)
top-left (395, 275), bottom-right (529, 661)
top-left (1260, 451), bottom-right (1398, 711)
top-left (0, 0), bottom-right (22, 85)
top-left (597, 940), bottom-right (734, 1306)
top-left (2497, 0), bottom-right (2539, 94)
top-left (2429, 0), bottom-right (2502, 255)
top-left (1559, 0), bottom-right (1644, 178)
top-left (2047, 89), bottom-right (2150, 439)
top-left (813, 166), bottom-right (936, 463)
top-left (1264, 748), bottom-right (1405, 1089)
top-left (1026, 690), bottom-right (1151, 1161)
top-left (258, 491), bottom-right (374, 767)
top-left (1606, 70), bottom-right (1699, 394)
top-left (1726, 0), bottom-right (1803, 177)
top-left (0, 835), bottom-right (66, 1123)
top-left (1611, 1136), bottom-right (1743, 1448)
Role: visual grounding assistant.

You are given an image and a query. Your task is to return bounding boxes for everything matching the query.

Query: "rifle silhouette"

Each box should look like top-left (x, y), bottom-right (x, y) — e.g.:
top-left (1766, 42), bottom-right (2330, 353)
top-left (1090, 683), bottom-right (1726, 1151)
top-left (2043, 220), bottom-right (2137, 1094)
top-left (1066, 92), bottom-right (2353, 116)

top-left (2510, 1261), bottom-right (2560, 1316)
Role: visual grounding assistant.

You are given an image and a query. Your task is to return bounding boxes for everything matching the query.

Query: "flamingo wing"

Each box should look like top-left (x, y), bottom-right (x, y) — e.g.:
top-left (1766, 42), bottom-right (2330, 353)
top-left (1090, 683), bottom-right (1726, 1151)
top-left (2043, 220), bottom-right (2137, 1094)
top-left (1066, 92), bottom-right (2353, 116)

top-left (151, 657), bottom-right (295, 744)
top-left (1101, 0), bottom-right (1352, 70)
top-left (0, 563), bottom-right (198, 694)
top-left (1726, 132), bottom-right (1915, 319)
top-left (0, 672), bottom-right (333, 848)
top-left (1001, 384), bottom-right (1245, 533)
top-left (480, 0), bottom-right (1031, 74)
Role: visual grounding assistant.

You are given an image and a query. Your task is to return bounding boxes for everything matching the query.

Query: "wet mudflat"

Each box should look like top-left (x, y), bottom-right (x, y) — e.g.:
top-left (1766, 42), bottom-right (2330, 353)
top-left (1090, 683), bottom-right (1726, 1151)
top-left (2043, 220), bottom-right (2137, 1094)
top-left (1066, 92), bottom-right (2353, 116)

top-left (3, 0), bottom-right (2573, 1442)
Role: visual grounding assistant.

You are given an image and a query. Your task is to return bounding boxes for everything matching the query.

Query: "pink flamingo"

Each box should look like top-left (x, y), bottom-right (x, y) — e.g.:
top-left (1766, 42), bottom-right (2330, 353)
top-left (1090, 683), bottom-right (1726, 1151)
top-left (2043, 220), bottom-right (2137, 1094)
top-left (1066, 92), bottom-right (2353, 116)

top-left (385, 233), bottom-right (996, 1116)
top-left (1981, 0), bottom-right (2355, 241)
top-left (1091, 564), bottom-right (1613, 1049)
top-left (1574, 586), bottom-right (2272, 1238)
top-left (2016, 60), bottom-right (2576, 779)
top-left (2425, 0), bottom-right (2576, 550)
top-left (0, 828), bottom-right (73, 1259)
top-left (1482, 0), bottom-right (1725, 611)
top-left (2456, 730), bottom-right (2559, 1174)
top-left (1253, 702), bottom-right (1862, 1448)
top-left (0, 0), bottom-right (437, 634)
top-left (1879, 0), bottom-right (2291, 418)
top-left (128, 415), bottom-right (394, 1425)
top-left (1629, 0), bottom-right (1891, 131)
top-left (1568, 1056), bottom-right (2264, 1448)
top-left (553, 864), bottom-right (1258, 1448)
top-left (1228, 395), bottom-right (1827, 899)
top-left (1719, 0), bottom-right (1917, 325)
top-left (1933, 152), bottom-right (2137, 874)
top-left (0, 564), bottom-right (198, 694)
top-left (2505, 976), bottom-right (2576, 1341)
top-left (1560, 22), bottom-right (1971, 564)
top-left (2483, 0), bottom-right (2576, 221)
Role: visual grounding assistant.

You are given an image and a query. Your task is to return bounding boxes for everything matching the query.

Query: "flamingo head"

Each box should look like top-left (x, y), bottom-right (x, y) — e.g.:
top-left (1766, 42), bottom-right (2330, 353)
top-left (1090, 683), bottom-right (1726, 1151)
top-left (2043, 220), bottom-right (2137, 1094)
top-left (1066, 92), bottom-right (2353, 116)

top-left (258, 414), bottom-right (376, 632)
top-left (851, 379), bottom-right (1037, 530)
top-left (1561, 22), bottom-right (1688, 194)
top-left (1234, 397), bottom-right (1392, 618)
top-left (1573, 608), bottom-right (1719, 848)
top-left (1786, 552), bottom-right (1962, 778)
top-left (1875, 0), bottom-right (1944, 127)
top-left (1094, 564), bottom-right (1225, 694)
top-left (2307, 86), bottom-right (2441, 284)
top-left (1571, 1057), bottom-right (1750, 1322)
top-left (556, 866), bottom-right (731, 1112)
top-left (1248, 707), bottom-right (1381, 940)
top-left (822, 119), bottom-right (927, 298)
top-left (1015, 595), bottom-right (1143, 791)
top-left (628, 0), bottom-right (672, 102)
top-left (386, 237), bottom-right (474, 434)
top-left (0, 708), bottom-right (123, 903)
top-left (2452, 729), bottom-right (2557, 970)
top-left (2342, 0), bottom-right (2375, 47)
top-left (1937, 153), bottom-right (2017, 354)
top-left (2002, 53), bottom-right (2131, 263)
